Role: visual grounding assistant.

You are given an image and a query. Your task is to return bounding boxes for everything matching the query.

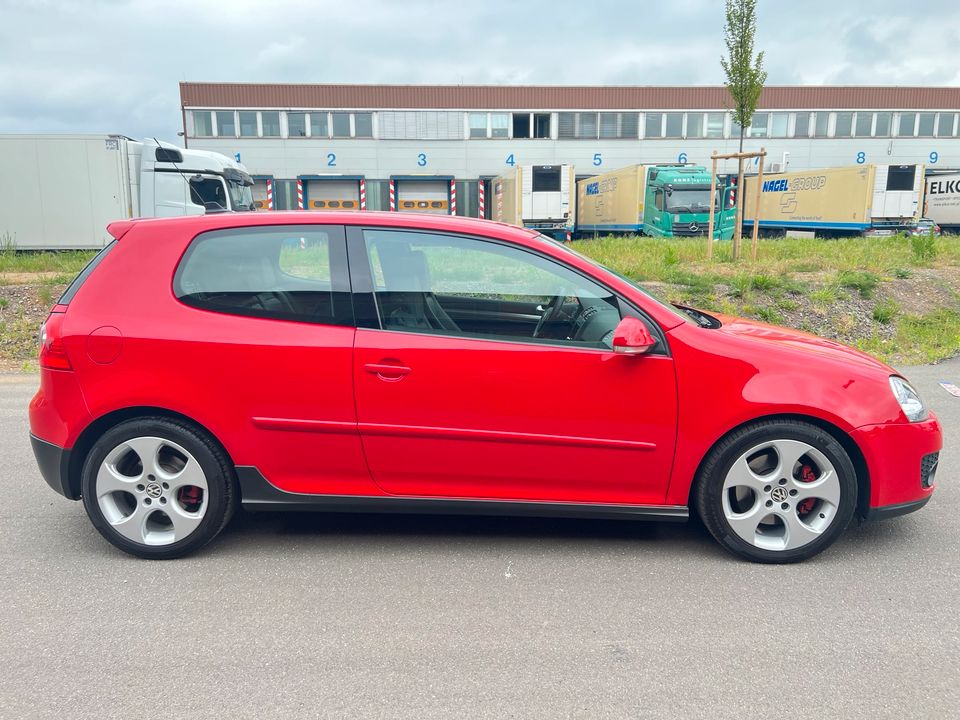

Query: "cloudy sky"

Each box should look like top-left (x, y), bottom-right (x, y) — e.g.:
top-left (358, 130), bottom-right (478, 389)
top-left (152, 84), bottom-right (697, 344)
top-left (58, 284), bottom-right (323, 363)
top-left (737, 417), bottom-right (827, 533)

top-left (0, 0), bottom-right (956, 141)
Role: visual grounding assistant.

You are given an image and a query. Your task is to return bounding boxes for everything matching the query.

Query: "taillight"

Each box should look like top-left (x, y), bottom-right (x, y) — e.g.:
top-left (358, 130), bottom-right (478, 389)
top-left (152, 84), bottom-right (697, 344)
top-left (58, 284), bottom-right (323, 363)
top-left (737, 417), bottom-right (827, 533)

top-left (39, 310), bottom-right (72, 371)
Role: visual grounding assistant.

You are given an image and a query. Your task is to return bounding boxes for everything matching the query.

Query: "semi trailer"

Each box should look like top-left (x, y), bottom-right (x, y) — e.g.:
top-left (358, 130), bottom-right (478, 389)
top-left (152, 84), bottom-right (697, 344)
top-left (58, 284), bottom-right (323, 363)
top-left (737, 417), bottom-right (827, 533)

top-left (576, 164), bottom-right (737, 239)
top-left (0, 134), bottom-right (254, 249)
top-left (742, 164), bottom-right (924, 236)
top-left (492, 165), bottom-right (576, 239)
top-left (924, 172), bottom-right (960, 230)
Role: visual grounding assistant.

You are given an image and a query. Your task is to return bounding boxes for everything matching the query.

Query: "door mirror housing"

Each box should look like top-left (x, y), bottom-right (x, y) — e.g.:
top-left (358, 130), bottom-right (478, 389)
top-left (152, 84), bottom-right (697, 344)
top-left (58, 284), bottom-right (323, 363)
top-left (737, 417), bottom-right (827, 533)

top-left (612, 317), bottom-right (656, 355)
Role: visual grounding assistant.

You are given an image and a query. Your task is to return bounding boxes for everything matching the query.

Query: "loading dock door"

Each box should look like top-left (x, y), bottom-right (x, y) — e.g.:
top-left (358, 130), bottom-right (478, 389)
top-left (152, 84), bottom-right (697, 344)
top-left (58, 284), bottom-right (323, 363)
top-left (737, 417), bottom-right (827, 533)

top-left (305, 179), bottom-right (361, 211)
top-left (397, 179), bottom-right (449, 214)
top-left (252, 179), bottom-right (272, 210)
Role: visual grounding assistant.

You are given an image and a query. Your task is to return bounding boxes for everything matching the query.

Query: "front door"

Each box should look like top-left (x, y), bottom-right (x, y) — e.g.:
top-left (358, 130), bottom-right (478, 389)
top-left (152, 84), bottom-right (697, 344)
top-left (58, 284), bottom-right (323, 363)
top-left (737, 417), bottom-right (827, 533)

top-left (349, 227), bottom-right (678, 505)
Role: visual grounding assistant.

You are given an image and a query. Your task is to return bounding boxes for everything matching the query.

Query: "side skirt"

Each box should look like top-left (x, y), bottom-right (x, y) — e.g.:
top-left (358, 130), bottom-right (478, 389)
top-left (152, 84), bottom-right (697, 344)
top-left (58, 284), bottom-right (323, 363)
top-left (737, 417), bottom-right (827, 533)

top-left (236, 467), bottom-right (689, 522)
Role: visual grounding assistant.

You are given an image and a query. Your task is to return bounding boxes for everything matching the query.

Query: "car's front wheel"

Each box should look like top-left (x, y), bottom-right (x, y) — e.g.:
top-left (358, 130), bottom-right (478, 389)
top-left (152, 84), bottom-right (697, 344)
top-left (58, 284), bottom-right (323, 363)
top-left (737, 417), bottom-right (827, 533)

top-left (694, 419), bottom-right (858, 563)
top-left (80, 417), bottom-right (236, 559)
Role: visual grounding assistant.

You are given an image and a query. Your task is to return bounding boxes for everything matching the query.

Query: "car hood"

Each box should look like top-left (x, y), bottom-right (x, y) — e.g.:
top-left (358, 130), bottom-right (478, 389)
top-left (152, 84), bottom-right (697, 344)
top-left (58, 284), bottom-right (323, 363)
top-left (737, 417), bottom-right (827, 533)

top-left (709, 313), bottom-right (895, 373)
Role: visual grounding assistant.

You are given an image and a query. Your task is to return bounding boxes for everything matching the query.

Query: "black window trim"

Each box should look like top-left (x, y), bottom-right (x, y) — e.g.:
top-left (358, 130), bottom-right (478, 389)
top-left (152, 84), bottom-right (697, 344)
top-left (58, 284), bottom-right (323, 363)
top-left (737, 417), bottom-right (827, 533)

top-left (343, 225), bottom-right (670, 356)
top-left (172, 223), bottom-right (355, 327)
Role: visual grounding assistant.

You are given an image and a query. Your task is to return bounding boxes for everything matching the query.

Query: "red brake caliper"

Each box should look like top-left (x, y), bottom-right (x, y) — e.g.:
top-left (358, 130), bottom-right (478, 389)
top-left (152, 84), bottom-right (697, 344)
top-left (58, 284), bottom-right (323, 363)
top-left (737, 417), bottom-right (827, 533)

top-left (797, 464), bottom-right (817, 514)
top-left (177, 486), bottom-right (203, 512)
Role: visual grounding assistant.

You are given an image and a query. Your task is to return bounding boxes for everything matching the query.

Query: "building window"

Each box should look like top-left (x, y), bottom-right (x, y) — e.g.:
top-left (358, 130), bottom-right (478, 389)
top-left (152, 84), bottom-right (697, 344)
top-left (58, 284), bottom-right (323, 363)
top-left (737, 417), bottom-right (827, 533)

top-left (261, 111), bottom-right (281, 137)
top-left (599, 113), bottom-right (619, 138)
top-left (686, 113), bottom-right (704, 138)
top-left (645, 113), bottom-right (663, 138)
top-left (238, 111), bottom-right (258, 137)
top-left (469, 112), bottom-right (488, 138)
top-left (332, 113), bottom-right (351, 137)
top-left (558, 112), bottom-right (575, 139)
top-left (874, 112), bottom-right (891, 137)
top-left (215, 111), bottom-right (235, 137)
top-left (813, 112), bottom-right (829, 138)
top-left (794, 112), bottom-right (810, 138)
top-left (834, 112), bottom-right (853, 137)
top-left (533, 113), bottom-right (551, 138)
top-left (311, 112), bottom-right (329, 137)
top-left (937, 112), bottom-right (957, 137)
top-left (620, 113), bottom-right (639, 138)
top-left (193, 111), bottom-right (213, 137)
top-left (491, 113), bottom-right (509, 138)
top-left (706, 113), bottom-right (725, 138)
top-left (578, 113), bottom-right (598, 139)
top-left (287, 112), bottom-right (307, 137)
top-left (854, 112), bottom-right (872, 137)
top-left (354, 113), bottom-right (373, 137)
top-left (917, 112), bottom-right (935, 137)
top-left (897, 112), bottom-right (916, 137)
top-left (749, 113), bottom-right (769, 137)
top-left (730, 117), bottom-right (743, 139)
top-left (512, 113), bottom-right (531, 139)
top-left (769, 112), bottom-right (789, 137)
top-left (664, 113), bottom-right (683, 138)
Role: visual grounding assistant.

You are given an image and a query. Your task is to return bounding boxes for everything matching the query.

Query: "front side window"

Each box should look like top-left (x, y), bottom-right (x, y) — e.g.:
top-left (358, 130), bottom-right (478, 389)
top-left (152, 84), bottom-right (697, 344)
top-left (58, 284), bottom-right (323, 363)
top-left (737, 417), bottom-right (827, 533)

top-left (362, 230), bottom-right (626, 350)
top-left (174, 226), bottom-right (351, 326)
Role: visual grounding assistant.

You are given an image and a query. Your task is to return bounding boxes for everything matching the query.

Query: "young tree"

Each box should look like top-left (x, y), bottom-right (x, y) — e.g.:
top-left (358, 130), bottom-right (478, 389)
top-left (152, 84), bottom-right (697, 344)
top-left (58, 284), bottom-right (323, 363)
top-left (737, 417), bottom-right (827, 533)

top-left (721, 0), bottom-right (767, 154)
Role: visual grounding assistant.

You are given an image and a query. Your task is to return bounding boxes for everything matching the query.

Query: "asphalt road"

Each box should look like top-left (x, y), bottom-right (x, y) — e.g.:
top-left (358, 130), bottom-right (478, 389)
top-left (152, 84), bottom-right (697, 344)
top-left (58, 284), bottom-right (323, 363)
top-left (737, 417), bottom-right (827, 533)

top-left (1, 363), bottom-right (958, 720)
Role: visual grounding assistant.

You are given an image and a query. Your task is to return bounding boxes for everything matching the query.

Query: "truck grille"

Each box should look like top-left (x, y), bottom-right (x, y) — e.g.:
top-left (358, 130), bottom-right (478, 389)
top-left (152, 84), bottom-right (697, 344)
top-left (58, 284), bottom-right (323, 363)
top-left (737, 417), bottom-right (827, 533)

top-left (671, 222), bottom-right (708, 237)
top-left (921, 452), bottom-right (939, 488)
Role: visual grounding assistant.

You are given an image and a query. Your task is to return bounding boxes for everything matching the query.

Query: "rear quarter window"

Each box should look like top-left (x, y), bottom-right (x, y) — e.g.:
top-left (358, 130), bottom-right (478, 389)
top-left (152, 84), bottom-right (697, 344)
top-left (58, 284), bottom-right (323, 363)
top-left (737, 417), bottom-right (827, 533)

top-left (173, 225), bottom-right (353, 326)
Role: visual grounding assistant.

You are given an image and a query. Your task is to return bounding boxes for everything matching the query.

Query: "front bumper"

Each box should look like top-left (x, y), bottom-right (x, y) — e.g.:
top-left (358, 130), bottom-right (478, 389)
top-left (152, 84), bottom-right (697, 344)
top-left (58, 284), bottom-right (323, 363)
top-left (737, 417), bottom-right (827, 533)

top-left (30, 434), bottom-right (76, 500)
top-left (851, 414), bottom-right (941, 514)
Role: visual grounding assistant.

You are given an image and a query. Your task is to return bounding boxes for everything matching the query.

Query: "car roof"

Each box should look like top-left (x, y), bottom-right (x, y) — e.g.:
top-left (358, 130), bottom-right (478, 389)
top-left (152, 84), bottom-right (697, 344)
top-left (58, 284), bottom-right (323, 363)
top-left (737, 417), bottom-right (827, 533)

top-left (108, 211), bottom-right (541, 243)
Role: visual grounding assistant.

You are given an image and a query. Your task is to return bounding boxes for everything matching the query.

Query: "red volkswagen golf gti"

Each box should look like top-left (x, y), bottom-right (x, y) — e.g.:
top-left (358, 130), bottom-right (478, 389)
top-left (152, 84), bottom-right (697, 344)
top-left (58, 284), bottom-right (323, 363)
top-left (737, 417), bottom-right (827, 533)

top-left (29, 212), bottom-right (941, 562)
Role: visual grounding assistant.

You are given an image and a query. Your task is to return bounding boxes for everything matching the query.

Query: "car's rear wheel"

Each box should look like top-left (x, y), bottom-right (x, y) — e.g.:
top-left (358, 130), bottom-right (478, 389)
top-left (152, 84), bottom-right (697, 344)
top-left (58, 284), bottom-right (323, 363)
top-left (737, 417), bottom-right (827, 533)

top-left (80, 417), bottom-right (236, 559)
top-left (694, 420), bottom-right (858, 563)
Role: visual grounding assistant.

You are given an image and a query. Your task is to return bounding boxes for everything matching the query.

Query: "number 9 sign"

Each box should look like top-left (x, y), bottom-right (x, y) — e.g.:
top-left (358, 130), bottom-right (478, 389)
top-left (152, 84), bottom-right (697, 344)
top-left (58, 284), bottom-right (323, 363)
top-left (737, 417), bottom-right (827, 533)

top-left (930, 151), bottom-right (939, 164)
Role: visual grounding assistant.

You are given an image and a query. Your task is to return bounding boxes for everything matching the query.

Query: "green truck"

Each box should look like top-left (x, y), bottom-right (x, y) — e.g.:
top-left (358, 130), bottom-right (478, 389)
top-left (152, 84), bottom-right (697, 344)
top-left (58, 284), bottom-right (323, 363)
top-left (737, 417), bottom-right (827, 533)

top-left (576, 164), bottom-right (737, 239)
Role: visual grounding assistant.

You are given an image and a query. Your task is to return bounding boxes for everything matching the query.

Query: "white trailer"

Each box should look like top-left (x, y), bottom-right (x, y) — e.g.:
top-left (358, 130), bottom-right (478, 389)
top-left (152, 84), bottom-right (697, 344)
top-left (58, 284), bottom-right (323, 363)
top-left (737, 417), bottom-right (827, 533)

top-left (0, 134), bottom-right (255, 249)
top-left (924, 172), bottom-right (960, 230)
top-left (492, 165), bottom-right (576, 240)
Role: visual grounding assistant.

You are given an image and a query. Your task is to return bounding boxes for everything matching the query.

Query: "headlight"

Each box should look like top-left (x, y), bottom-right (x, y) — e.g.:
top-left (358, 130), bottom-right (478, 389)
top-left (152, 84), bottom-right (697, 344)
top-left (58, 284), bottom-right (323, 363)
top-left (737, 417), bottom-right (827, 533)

top-left (889, 376), bottom-right (928, 422)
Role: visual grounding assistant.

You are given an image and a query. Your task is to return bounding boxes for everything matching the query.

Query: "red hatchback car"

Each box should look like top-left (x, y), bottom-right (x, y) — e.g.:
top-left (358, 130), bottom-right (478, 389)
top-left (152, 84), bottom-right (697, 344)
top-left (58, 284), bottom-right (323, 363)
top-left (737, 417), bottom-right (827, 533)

top-left (30, 212), bottom-right (940, 562)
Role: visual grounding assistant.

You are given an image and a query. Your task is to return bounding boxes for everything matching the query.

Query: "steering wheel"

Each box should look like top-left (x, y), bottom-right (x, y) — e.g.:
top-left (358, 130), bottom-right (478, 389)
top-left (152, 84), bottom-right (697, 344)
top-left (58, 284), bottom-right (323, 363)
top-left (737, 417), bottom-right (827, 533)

top-left (533, 291), bottom-right (567, 339)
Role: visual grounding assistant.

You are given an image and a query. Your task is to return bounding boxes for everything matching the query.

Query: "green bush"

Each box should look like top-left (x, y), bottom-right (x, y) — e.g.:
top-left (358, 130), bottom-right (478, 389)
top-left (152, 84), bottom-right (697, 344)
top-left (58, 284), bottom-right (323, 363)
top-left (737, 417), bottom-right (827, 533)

top-left (910, 232), bottom-right (937, 264)
top-left (872, 299), bottom-right (900, 324)
top-left (838, 270), bottom-right (879, 298)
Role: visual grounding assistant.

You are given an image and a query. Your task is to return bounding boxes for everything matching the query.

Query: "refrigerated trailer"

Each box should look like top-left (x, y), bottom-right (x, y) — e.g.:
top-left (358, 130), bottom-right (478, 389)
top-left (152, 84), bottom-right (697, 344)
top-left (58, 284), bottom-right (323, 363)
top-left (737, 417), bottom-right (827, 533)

top-left (0, 134), bottom-right (254, 249)
top-left (924, 172), bottom-right (960, 230)
top-left (576, 164), bottom-right (736, 239)
top-left (391, 176), bottom-right (455, 215)
top-left (492, 165), bottom-right (575, 239)
top-left (742, 164), bottom-right (924, 236)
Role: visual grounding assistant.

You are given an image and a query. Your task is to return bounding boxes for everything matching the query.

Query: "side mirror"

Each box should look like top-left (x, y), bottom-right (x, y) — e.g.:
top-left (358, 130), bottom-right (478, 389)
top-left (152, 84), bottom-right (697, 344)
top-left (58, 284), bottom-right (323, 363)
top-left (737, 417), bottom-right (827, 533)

top-left (612, 317), bottom-right (656, 355)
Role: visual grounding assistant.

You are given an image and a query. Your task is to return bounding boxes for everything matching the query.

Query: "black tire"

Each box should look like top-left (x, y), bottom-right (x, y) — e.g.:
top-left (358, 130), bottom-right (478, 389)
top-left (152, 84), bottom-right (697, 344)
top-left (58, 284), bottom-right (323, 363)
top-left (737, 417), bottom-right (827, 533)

top-left (80, 417), bottom-right (237, 559)
top-left (694, 419), bottom-right (858, 563)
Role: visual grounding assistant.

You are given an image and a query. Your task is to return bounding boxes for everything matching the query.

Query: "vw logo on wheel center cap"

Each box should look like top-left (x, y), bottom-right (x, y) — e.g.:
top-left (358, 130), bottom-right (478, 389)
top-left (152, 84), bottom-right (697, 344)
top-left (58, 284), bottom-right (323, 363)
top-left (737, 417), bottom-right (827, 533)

top-left (771, 486), bottom-right (788, 502)
top-left (145, 482), bottom-right (163, 499)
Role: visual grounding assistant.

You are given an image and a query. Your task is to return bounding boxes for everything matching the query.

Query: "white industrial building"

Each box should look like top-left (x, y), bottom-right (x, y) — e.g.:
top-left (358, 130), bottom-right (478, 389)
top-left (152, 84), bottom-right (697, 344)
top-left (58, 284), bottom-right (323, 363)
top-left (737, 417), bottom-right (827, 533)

top-left (180, 82), bottom-right (960, 216)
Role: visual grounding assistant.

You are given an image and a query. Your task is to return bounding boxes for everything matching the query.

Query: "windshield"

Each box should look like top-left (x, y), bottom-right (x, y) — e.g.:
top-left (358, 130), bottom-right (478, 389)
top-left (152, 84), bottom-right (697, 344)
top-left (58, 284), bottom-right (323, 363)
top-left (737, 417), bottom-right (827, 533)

top-left (227, 181), bottom-right (255, 212)
top-left (537, 235), bottom-right (695, 325)
top-left (665, 188), bottom-right (714, 213)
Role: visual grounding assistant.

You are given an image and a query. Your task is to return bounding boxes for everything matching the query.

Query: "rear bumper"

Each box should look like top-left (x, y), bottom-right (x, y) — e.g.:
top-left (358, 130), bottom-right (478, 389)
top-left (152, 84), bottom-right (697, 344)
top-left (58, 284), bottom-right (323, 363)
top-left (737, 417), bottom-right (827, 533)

top-left (30, 434), bottom-right (76, 500)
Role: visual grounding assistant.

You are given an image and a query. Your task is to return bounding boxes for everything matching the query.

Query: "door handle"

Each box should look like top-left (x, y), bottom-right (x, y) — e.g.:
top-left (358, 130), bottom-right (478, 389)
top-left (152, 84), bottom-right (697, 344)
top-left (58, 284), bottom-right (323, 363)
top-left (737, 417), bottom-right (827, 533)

top-left (364, 362), bottom-right (412, 380)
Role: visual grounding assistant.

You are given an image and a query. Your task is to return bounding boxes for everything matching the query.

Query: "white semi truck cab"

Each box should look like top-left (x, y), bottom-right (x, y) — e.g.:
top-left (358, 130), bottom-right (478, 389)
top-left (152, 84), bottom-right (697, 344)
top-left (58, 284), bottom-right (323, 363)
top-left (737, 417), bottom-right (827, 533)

top-left (127, 138), bottom-right (255, 216)
top-left (0, 134), bottom-right (256, 249)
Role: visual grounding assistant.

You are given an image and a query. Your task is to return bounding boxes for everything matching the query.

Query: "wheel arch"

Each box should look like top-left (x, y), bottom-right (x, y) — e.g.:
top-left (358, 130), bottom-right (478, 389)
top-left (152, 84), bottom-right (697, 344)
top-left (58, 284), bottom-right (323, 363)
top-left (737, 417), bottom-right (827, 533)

top-left (66, 406), bottom-right (235, 500)
top-left (687, 412), bottom-right (870, 519)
